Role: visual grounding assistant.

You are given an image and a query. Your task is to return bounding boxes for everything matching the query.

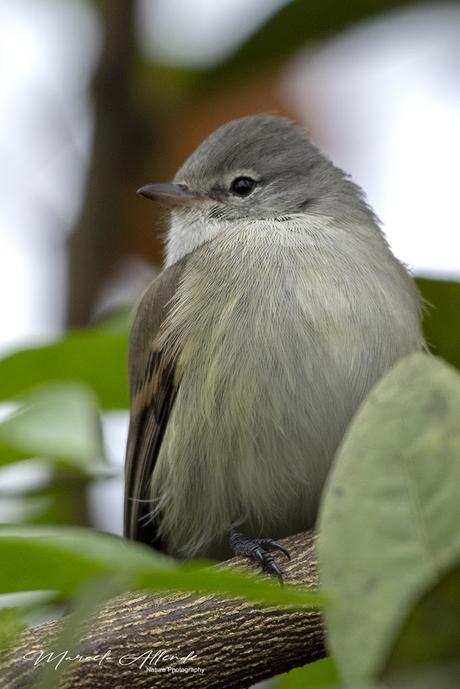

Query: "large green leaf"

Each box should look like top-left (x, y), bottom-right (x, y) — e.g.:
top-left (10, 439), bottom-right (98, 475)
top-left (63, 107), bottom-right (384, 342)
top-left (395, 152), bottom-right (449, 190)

top-left (0, 526), bottom-right (165, 596)
top-left (278, 658), bottom-right (340, 688)
top-left (0, 525), bottom-right (322, 608)
top-left (417, 278), bottom-right (460, 369)
top-left (0, 382), bottom-right (105, 472)
top-left (0, 328), bottom-right (129, 409)
top-left (318, 354), bottom-right (460, 685)
top-left (386, 564), bottom-right (460, 673)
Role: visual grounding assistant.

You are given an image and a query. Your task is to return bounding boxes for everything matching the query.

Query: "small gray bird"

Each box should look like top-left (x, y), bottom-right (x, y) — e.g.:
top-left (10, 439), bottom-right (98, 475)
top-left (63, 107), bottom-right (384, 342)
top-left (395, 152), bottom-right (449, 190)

top-left (124, 114), bottom-right (424, 577)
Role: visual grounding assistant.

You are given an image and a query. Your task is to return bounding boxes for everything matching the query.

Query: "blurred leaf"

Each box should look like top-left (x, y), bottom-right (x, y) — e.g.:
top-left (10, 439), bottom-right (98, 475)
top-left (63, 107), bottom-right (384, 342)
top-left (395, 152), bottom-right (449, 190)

top-left (0, 525), bottom-right (322, 608)
top-left (0, 383), bottom-right (105, 473)
top-left (319, 354), bottom-right (460, 685)
top-left (385, 662), bottom-right (460, 689)
top-left (0, 328), bottom-right (129, 409)
top-left (29, 574), bottom-right (130, 689)
top-left (417, 278), bottom-right (460, 369)
top-left (278, 658), bottom-right (340, 688)
top-left (0, 525), bottom-right (168, 596)
top-left (27, 476), bottom-right (92, 527)
top-left (0, 493), bottom-right (52, 524)
top-left (328, 665), bottom-right (460, 689)
top-left (203, 0), bottom-right (421, 87)
top-left (158, 562), bottom-right (323, 608)
top-left (0, 607), bottom-right (26, 652)
top-left (386, 565), bottom-right (460, 672)
top-left (140, 0), bottom-right (421, 96)
top-left (94, 307), bottom-right (132, 333)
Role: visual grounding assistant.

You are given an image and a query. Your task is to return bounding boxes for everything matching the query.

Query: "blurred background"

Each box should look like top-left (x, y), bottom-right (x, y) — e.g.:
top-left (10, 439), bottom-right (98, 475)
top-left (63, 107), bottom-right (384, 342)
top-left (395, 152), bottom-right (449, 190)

top-left (0, 0), bottom-right (459, 540)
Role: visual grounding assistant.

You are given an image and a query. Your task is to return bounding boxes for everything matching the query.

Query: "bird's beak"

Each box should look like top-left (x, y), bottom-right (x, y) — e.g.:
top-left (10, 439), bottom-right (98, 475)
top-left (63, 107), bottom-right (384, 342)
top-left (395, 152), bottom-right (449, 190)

top-left (136, 183), bottom-right (208, 207)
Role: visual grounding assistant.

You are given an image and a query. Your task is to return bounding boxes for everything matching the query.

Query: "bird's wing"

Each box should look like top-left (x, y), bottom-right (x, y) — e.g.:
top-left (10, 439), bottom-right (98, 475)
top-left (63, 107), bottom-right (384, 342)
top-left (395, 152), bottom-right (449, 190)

top-left (123, 260), bottom-right (185, 548)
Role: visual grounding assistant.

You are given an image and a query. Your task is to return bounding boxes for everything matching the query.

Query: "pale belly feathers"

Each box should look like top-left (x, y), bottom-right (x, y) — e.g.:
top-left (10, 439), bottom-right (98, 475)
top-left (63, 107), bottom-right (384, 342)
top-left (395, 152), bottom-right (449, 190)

top-left (151, 217), bottom-right (423, 558)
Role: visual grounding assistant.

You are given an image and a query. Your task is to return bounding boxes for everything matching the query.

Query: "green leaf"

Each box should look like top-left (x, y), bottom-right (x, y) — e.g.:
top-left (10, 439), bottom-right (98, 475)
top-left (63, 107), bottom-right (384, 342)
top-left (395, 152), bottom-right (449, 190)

top-left (0, 525), bottom-right (322, 608)
top-left (203, 0), bottom-right (422, 87)
top-left (384, 662), bottom-right (460, 689)
top-left (140, 0), bottom-right (422, 96)
top-left (25, 575), bottom-right (131, 689)
top-left (0, 608), bottom-right (26, 652)
top-left (278, 658), bottom-right (340, 688)
top-left (0, 327), bottom-right (129, 409)
top-left (417, 278), bottom-right (460, 369)
top-left (142, 562), bottom-right (323, 608)
top-left (0, 526), bottom-right (172, 598)
top-left (386, 565), bottom-right (460, 672)
top-left (318, 353), bottom-right (460, 685)
top-left (0, 383), bottom-right (105, 472)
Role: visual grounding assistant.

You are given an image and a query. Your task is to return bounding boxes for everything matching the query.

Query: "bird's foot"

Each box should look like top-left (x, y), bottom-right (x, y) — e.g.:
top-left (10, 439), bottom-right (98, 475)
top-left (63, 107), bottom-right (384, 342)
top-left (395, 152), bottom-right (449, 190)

top-left (229, 529), bottom-right (291, 583)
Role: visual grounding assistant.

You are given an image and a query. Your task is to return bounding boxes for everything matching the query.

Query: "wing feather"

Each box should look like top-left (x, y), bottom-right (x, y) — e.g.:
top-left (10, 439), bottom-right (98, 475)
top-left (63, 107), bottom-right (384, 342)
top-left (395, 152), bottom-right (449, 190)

top-left (123, 260), bottom-right (184, 547)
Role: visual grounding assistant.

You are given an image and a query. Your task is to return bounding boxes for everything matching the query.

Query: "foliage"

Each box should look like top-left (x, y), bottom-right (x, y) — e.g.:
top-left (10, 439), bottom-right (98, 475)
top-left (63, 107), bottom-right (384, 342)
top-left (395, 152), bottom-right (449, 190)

top-left (318, 354), bottom-right (460, 688)
top-left (0, 608), bottom-right (25, 653)
top-left (417, 278), bottom-right (460, 370)
top-left (0, 295), bottom-right (458, 687)
top-left (204, 0), bottom-right (421, 87)
top-left (145, 0), bottom-right (422, 93)
top-left (279, 657), bottom-right (340, 688)
top-left (0, 525), bottom-right (320, 608)
top-left (0, 0), bottom-right (458, 685)
top-left (0, 326), bottom-right (129, 410)
top-left (0, 382), bottom-right (106, 473)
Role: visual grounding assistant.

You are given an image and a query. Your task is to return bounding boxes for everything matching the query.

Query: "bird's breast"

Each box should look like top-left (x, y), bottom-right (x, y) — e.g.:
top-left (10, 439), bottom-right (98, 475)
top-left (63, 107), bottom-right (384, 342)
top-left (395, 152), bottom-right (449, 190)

top-left (152, 219), bottom-right (423, 558)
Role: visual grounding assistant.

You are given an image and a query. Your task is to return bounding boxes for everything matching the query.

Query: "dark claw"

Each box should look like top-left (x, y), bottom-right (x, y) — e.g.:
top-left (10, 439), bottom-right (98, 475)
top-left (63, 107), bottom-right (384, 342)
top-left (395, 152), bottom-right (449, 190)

top-left (258, 538), bottom-right (291, 560)
top-left (253, 547), bottom-right (284, 583)
top-left (229, 529), bottom-right (291, 583)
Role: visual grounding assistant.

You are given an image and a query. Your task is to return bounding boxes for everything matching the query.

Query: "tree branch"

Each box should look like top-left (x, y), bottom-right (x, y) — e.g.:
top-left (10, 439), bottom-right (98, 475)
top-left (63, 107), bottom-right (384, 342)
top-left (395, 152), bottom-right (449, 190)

top-left (66, 0), bottom-right (142, 326)
top-left (0, 531), bottom-right (326, 688)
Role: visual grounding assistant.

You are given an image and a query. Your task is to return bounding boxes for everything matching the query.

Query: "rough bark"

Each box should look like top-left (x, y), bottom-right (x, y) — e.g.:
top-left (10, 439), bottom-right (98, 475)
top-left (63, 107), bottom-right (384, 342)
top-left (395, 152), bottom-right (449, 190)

top-left (0, 531), bottom-right (326, 688)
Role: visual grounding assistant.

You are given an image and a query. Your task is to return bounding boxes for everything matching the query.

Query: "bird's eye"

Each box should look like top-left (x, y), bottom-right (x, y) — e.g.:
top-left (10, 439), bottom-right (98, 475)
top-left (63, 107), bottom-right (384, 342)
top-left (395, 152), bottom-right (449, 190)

top-left (230, 176), bottom-right (256, 196)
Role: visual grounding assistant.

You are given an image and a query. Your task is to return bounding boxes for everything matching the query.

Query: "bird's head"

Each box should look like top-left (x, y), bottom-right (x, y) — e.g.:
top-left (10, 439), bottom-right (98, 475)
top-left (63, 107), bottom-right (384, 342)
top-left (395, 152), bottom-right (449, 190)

top-left (138, 114), bottom-right (375, 263)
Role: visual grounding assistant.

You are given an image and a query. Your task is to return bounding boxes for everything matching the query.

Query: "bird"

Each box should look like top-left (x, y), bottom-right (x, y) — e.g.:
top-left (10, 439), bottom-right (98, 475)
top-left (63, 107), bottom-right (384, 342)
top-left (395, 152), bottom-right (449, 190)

top-left (124, 113), bottom-right (424, 578)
